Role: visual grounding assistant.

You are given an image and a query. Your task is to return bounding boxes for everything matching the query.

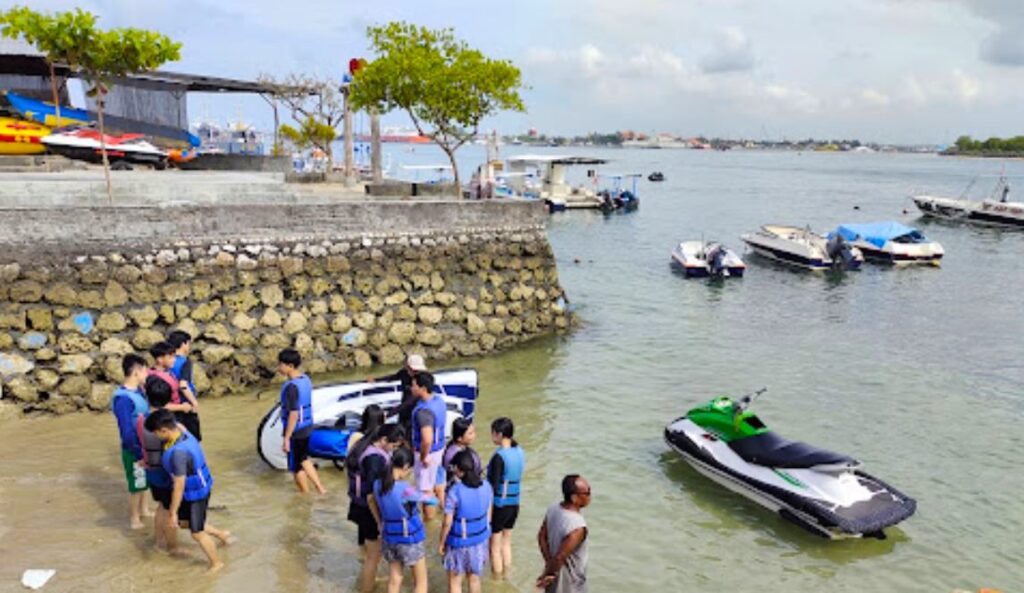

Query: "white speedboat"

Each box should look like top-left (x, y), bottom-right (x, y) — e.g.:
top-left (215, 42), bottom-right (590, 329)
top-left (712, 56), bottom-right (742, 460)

top-left (256, 368), bottom-right (478, 470)
top-left (829, 222), bottom-right (943, 266)
top-left (671, 241), bottom-right (746, 278)
top-left (912, 177), bottom-right (1024, 228)
top-left (741, 225), bottom-right (863, 271)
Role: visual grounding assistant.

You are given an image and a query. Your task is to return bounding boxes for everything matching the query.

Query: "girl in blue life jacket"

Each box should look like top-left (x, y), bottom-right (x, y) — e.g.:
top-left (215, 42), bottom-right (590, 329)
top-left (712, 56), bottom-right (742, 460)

top-left (486, 417), bottom-right (525, 576)
top-left (439, 449), bottom-right (493, 593)
top-left (369, 447), bottom-right (438, 593)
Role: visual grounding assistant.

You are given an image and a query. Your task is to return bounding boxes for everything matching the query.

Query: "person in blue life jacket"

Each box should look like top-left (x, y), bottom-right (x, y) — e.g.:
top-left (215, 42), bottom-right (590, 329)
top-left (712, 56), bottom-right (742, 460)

top-left (436, 418), bottom-right (484, 512)
top-left (277, 348), bottom-right (326, 495)
top-left (487, 417), bottom-right (525, 576)
top-left (167, 330), bottom-right (202, 440)
top-left (139, 375), bottom-right (195, 551)
top-left (346, 423), bottom-right (405, 593)
top-left (439, 450), bottom-right (494, 593)
top-left (410, 371), bottom-right (446, 520)
top-left (369, 447), bottom-right (438, 593)
top-left (145, 409), bottom-right (233, 574)
top-left (110, 353), bottom-right (152, 530)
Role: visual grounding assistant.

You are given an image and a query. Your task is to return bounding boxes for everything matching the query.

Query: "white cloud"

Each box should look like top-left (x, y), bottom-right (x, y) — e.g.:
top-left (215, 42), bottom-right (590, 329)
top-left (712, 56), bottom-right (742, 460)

top-left (860, 88), bottom-right (891, 107)
top-left (700, 26), bottom-right (756, 74)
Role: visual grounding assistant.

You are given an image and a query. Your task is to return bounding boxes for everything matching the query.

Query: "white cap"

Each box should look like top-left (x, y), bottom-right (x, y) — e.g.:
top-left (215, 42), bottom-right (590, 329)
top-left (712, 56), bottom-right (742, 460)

top-left (406, 354), bottom-right (427, 371)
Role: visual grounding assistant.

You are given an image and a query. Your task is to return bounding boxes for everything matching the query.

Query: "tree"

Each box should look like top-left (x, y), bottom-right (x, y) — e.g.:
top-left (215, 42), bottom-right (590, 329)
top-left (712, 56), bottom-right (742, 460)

top-left (351, 22), bottom-right (525, 196)
top-left (259, 74), bottom-right (343, 164)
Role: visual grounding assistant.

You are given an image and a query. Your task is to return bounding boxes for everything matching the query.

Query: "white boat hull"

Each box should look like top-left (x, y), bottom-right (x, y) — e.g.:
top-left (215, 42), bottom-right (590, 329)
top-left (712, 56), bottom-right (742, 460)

top-left (671, 241), bottom-right (746, 278)
top-left (912, 195), bottom-right (1024, 228)
top-left (741, 225), bottom-right (863, 271)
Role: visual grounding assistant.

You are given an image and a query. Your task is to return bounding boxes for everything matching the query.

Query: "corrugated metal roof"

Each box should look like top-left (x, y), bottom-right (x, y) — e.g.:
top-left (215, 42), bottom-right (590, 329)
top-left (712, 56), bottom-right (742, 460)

top-left (0, 37), bottom-right (42, 56)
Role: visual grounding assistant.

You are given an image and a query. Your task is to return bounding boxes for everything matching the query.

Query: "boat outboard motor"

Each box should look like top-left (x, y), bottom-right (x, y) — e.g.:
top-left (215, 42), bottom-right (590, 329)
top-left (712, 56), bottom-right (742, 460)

top-left (826, 234), bottom-right (855, 269)
top-left (707, 244), bottom-right (727, 277)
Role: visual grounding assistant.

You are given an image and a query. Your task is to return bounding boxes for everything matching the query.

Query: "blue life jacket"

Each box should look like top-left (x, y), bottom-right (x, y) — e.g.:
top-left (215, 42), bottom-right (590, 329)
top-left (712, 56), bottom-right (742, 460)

top-left (411, 395), bottom-right (447, 453)
top-left (492, 446), bottom-right (525, 507)
top-left (373, 479), bottom-right (426, 545)
top-left (112, 386), bottom-right (148, 421)
top-left (348, 444), bottom-right (389, 507)
top-left (161, 432), bottom-right (213, 502)
top-left (279, 374), bottom-right (313, 435)
top-left (170, 355), bottom-right (197, 398)
top-left (446, 482), bottom-right (493, 548)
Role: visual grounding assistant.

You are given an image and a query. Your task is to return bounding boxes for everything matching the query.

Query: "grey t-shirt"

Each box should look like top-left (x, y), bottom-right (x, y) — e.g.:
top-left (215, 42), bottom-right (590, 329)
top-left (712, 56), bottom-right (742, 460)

top-left (544, 503), bottom-right (588, 593)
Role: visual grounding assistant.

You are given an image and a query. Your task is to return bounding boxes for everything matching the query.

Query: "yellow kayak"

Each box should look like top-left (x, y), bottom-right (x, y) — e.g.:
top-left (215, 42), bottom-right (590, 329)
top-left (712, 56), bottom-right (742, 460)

top-left (0, 117), bottom-right (50, 155)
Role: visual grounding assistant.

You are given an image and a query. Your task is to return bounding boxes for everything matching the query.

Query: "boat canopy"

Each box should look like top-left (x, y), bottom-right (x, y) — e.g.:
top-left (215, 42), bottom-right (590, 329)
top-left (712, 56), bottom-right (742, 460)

top-left (833, 221), bottom-right (926, 247)
top-left (506, 155), bottom-right (608, 165)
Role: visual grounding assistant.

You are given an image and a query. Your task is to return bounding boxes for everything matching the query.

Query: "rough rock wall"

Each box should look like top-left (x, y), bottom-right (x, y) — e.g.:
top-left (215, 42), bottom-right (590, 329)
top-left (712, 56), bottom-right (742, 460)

top-left (0, 229), bottom-right (571, 414)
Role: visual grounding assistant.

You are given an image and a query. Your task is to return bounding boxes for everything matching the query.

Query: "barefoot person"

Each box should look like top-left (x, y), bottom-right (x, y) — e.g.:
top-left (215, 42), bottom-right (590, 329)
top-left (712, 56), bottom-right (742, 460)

top-left (146, 409), bottom-right (232, 573)
top-left (110, 354), bottom-right (151, 530)
top-left (167, 330), bottom-right (202, 440)
top-left (439, 450), bottom-right (493, 593)
top-left (536, 475), bottom-right (591, 593)
top-left (369, 447), bottom-right (437, 593)
top-left (368, 354), bottom-right (428, 436)
top-left (487, 417), bottom-right (525, 575)
top-left (436, 418), bottom-right (484, 510)
top-left (410, 372), bottom-right (446, 520)
top-left (277, 348), bottom-right (326, 495)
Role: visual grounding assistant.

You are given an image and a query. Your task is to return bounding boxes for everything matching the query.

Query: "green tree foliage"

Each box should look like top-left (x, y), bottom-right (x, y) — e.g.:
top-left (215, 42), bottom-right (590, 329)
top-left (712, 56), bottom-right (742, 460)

top-left (351, 22), bottom-right (525, 195)
top-left (259, 74), bottom-right (344, 162)
top-left (279, 116), bottom-right (338, 159)
top-left (947, 134), bottom-right (1024, 156)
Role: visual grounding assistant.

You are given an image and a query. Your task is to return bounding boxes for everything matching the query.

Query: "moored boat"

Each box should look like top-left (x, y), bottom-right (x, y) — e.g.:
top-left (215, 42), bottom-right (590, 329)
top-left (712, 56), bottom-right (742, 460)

top-left (912, 177), bottom-right (1024, 228)
top-left (741, 224), bottom-right (863, 271)
top-left (829, 221), bottom-right (943, 266)
top-left (671, 241), bottom-right (746, 278)
top-left (42, 126), bottom-right (168, 168)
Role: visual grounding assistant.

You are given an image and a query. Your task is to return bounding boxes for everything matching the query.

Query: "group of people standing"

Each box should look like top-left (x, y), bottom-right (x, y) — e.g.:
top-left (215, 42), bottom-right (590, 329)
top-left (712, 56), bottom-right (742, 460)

top-left (112, 343), bottom-right (590, 590)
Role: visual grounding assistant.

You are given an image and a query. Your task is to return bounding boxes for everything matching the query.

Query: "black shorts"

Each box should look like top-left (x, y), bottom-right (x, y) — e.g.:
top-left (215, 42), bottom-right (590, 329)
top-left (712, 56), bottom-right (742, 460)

top-left (150, 485), bottom-right (172, 510)
top-left (288, 435), bottom-right (311, 473)
top-left (347, 502), bottom-right (380, 544)
top-left (177, 496), bottom-right (210, 533)
top-left (176, 411), bottom-right (202, 441)
top-left (491, 504), bottom-right (519, 532)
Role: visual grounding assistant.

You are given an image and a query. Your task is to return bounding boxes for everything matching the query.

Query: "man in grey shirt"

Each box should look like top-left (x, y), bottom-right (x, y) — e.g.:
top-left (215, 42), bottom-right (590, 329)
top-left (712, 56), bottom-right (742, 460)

top-left (537, 474), bottom-right (591, 593)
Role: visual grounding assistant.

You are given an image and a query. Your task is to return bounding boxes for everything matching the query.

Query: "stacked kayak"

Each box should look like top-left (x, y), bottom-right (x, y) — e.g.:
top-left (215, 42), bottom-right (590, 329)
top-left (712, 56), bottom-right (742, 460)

top-left (0, 117), bottom-right (50, 155)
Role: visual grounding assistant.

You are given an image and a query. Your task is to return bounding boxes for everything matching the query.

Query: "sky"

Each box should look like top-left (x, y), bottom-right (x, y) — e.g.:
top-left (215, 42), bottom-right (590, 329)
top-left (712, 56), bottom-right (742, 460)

top-left (9, 0), bottom-right (1024, 144)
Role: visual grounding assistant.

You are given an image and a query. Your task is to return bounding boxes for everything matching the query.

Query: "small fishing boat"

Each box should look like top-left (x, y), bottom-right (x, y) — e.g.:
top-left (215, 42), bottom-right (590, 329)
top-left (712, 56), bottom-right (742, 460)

top-left (671, 241), bottom-right (746, 278)
top-left (912, 176), bottom-right (1024, 228)
top-left (599, 189), bottom-right (639, 214)
top-left (829, 221), bottom-right (944, 266)
top-left (42, 126), bottom-right (168, 168)
top-left (0, 117), bottom-right (49, 155)
top-left (257, 368), bottom-right (478, 471)
top-left (741, 225), bottom-right (863, 271)
top-left (648, 171), bottom-right (665, 182)
top-left (665, 391), bottom-right (916, 539)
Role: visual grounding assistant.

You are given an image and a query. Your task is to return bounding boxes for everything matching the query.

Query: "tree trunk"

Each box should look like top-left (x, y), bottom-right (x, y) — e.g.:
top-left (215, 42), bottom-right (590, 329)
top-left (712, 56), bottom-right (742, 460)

top-left (442, 146), bottom-right (461, 199)
top-left (96, 96), bottom-right (113, 204)
top-left (342, 87), bottom-right (354, 185)
top-left (48, 61), bottom-right (61, 123)
top-left (370, 109), bottom-right (382, 182)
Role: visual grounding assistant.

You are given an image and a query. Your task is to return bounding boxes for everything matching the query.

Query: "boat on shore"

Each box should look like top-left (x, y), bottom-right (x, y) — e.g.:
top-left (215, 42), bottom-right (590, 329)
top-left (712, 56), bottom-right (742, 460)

top-left (829, 222), bottom-right (943, 266)
top-left (257, 368), bottom-right (478, 471)
top-left (671, 241), bottom-right (746, 278)
top-left (741, 225), bottom-right (863, 271)
top-left (912, 177), bottom-right (1024, 228)
top-left (42, 126), bottom-right (168, 168)
top-left (0, 116), bottom-right (49, 155)
top-left (665, 391), bottom-right (916, 539)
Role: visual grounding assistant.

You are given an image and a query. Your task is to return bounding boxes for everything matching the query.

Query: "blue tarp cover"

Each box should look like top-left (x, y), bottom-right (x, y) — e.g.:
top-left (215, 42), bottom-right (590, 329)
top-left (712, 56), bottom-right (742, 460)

top-left (833, 221), bottom-right (925, 248)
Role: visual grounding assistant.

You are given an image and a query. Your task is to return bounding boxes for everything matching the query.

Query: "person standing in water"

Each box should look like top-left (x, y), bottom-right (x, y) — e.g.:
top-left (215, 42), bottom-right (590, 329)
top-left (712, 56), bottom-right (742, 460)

top-left (167, 330), bottom-right (202, 440)
top-left (110, 353), bottom-right (152, 530)
top-left (277, 348), bottom-right (326, 495)
top-left (410, 372), bottom-right (446, 520)
top-left (369, 447), bottom-right (437, 593)
top-left (346, 423), bottom-right (405, 593)
top-left (368, 354), bottom-right (428, 436)
top-left (145, 409), bottom-right (233, 574)
top-left (440, 418), bottom-right (484, 492)
top-left (536, 475), bottom-right (591, 593)
top-left (486, 417), bottom-right (525, 575)
top-left (439, 450), bottom-right (493, 593)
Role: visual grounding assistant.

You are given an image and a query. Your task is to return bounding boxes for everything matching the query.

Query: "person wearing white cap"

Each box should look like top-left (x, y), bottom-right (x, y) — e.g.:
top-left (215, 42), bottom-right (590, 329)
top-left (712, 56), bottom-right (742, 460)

top-left (368, 354), bottom-right (428, 435)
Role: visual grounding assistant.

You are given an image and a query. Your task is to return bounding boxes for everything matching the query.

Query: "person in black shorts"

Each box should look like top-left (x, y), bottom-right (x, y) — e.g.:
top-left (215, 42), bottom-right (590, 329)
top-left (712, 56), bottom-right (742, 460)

top-left (487, 417), bottom-right (526, 575)
top-left (140, 375), bottom-right (192, 550)
top-left (278, 348), bottom-right (326, 494)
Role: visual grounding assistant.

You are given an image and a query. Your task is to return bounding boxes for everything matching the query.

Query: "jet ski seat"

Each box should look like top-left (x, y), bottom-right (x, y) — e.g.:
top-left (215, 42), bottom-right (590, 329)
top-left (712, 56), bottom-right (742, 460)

top-left (727, 431), bottom-right (855, 469)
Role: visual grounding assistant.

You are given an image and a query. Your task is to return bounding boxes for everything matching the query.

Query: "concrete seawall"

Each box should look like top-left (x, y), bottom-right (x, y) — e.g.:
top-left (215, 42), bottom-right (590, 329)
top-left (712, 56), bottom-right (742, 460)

top-left (0, 176), bottom-right (570, 415)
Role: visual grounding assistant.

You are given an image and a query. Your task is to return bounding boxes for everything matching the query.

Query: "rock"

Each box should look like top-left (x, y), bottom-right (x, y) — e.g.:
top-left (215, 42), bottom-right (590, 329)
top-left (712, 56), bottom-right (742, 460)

top-left (366, 296), bottom-right (384, 314)
top-left (100, 337), bottom-right (134, 356)
top-left (417, 327), bottom-right (443, 346)
top-left (10, 280), bottom-right (43, 302)
top-left (34, 348), bottom-right (56, 362)
top-left (100, 281), bottom-right (128, 308)
top-left (215, 251), bottom-right (235, 267)
top-left (309, 315), bottom-right (329, 334)
top-left (189, 301), bottom-right (220, 322)
top-left (495, 305), bottom-right (510, 318)
top-left (288, 276), bottom-right (310, 298)
top-left (34, 368), bottom-right (60, 390)
top-left (278, 256), bottom-right (303, 277)
top-left (384, 291), bottom-right (409, 306)
top-left (43, 282), bottom-right (77, 306)
top-left (506, 318), bottom-right (523, 334)
top-left (128, 306), bottom-right (158, 328)
top-left (464, 296), bottom-right (478, 311)
top-left (78, 261), bottom-right (109, 284)
top-left (466, 313), bottom-right (486, 336)
top-left (161, 282), bottom-right (191, 302)
top-left (201, 345), bottom-right (235, 364)
top-left (329, 295), bottom-right (347, 313)
top-left (130, 282), bottom-right (161, 304)
top-left (486, 318), bottom-right (506, 335)
top-left (58, 354), bottom-right (94, 374)
top-left (331, 314), bottom-right (353, 333)
top-left (309, 299), bottom-right (328, 316)
top-left (96, 312), bottom-right (128, 332)
top-left (294, 333), bottom-right (315, 356)
top-left (58, 333), bottom-right (94, 354)
top-left (0, 353), bottom-right (35, 377)
top-left (131, 329), bottom-right (164, 350)
top-left (340, 328), bottom-right (366, 348)
top-left (370, 330), bottom-right (389, 349)
top-left (479, 334), bottom-right (498, 351)
top-left (18, 332), bottom-right (47, 350)
top-left (225, 289), bottom-right (259, 312)
top-left (113, 264), bottom-right (142, 284)
top-left (192, 280), bottom-right (212, 301)
top-left (478, 302), bottom-right (494, 316)
top-left (418, 306), bottom-right (443, 325)
top-left (259, 284), bottom-right (284, 308)
top-left (158, 303), bottom-right (176, 324)
top-left (59, 375), bottom-right (91, 397)
top-left (435, 292), bottom-right (457, 306)
top-left (203, 323), bottom-right (233, 344)
top-left (260, 331), bottom-right (291, 349)
top-left (410, 274), bottom-right (430, 290)
top-left (231, 312), bottom-right (257, 331)
top-left (430, 272), bottom-right (445, 291)
top-left (355, 312), bottom-right (376, 330)
top-left (3, 375), bottom-right (38, 401)
top-left (26, 308), bottom-right (53, 331)
top-left (0, 262), bottom-right (20, 283)
top-left (326, 255), bottom-right (350, 272)
top-left (0, 311), bottom-right (26, 330)
top-left (77, 290), bottom-right (104, 309)
top-left (0, 333), bottom-right (11, 349)
top-left (101, 355), bottom-right (123, 383)
top-left (284, 312), bottom-right (307, 334)
top-left (236, 253), bottom-right (258, 271)
top-left (378, 344), bottom-right (405, 365)
top-left (175, 319), bottom-right (199, 340)
top-left (388, 321), bottom-right (416, 345)
top-left (193, 364), bottom-right (210, 392)
top-left (353, 349), bottom-right (373, 367)
top-left (235, 332), bottom-right (258, 348)
top-left (257, 308), bottom-right (280, 327)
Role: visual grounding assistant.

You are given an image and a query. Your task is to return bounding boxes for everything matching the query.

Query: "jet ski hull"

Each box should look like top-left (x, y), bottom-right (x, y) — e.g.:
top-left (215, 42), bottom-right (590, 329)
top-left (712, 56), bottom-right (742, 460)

top-left (664, 417), bottom-right (915, 539)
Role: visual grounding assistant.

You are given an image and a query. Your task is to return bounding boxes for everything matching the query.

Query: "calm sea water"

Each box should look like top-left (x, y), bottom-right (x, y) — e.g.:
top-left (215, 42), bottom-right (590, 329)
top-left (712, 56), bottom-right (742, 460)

top-left (1, 148), bottom-right (1022, 593)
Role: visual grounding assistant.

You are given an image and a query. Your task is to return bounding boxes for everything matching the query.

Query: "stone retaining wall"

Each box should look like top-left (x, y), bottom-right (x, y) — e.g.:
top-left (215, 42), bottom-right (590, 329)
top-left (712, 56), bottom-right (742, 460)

top-left (0, 226), bottom-right (572, 414)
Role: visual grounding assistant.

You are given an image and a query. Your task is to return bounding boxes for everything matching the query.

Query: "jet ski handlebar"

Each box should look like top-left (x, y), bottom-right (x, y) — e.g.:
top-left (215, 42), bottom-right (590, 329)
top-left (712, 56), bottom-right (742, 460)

top-left (735, 387), bottom-right (768, 413)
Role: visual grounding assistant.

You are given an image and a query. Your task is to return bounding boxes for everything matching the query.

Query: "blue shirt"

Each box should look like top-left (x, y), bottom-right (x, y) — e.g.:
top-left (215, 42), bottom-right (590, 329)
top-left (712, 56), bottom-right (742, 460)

top-left (112, 390), bottom-right (144, 459)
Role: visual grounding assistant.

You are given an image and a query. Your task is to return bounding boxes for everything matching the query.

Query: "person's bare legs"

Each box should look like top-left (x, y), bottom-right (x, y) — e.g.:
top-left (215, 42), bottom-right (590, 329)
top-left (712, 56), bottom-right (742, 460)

top-left (411, 559), bottom-right (427, 593)
top-left (292, 470), bottom-right (310, 494)
top-left (359, 538), bottom-right (382, 593)
top-left (204, 522), bottom-right (234, 546)
top-left (137, 494), bottom-right (154, 519)
top-left (191, 531), bottom-right (224, 574)
top-left (467, 573), bottom-right (482, 593)
top-left (300, 459), bottom-right (326, 494)
top-left (153, 506), bottom-right (168, 549)
top-left (387, 562), bottom-right (404, 593)
top-left (434, 484), bottom-right (446, 520)
top-left (500, 530), bottom-right (513, 572)
top-left (489, 533), bottom-right (503, 575)
top-left (128, 492), bottom-right (145, 529)
top-left (448, 572), bottom-right (463, 593)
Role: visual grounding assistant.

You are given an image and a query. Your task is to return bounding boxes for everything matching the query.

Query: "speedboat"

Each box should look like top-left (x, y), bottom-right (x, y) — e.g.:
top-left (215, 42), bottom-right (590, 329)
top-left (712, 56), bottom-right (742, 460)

top-left (664, 391), bottom-right (916, 539)
top-left (256, 368), bottom-right (478, 471)
top-left (648, 171), bottom-right (665, 182)
top-left (829, 222), bottom-right (944, 266)
top-left (741, 225), bottom-right (863, 271)
top-left (671, 241), bottom-right (746, 278)
top-left (42, 126), bottom-right (168, 168)
top-left (912, 176), bottom-right (1024, 228)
